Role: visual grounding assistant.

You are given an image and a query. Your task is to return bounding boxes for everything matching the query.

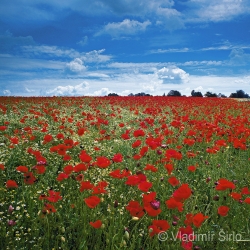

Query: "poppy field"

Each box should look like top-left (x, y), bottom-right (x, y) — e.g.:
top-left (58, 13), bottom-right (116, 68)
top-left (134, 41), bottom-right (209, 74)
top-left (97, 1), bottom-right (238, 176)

top-left (0, 96), bottom-right (250, 250)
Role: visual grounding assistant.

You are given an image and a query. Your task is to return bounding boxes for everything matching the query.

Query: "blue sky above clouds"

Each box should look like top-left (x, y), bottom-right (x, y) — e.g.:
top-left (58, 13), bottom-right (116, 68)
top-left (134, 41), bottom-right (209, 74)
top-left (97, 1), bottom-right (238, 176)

top-left (0, 0), bottom-right (250, 96)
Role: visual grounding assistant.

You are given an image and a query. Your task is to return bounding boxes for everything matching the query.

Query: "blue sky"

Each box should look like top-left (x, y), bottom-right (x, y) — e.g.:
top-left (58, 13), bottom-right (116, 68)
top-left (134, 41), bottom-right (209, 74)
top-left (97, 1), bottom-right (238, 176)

top-left (0, 0), bottom-right (250, 96)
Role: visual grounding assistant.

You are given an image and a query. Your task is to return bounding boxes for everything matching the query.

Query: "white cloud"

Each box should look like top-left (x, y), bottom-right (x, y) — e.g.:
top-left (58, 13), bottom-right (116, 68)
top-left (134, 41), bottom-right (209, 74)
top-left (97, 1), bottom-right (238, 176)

top-left (155, 7), bottom-right (184, 30)
top-left (21, 45), bottom-right (79, 58)
top-left (45, 82), bottom-right (89, 96)
top-left (186, 0), bottom-right (250, 22)
top-left (92, 88), bottom-right (111, 96)
top-left (96, 19), bottom-right (151, 38)
top-left (78, 36), bottom-right (88, 46)
top-left (157, 66), bottom-right (189, 84)
top-left (3, 90), bottom-right (11, 96)
top-left (82, 49), bottom-right (112, 63)
top-left (229, 49), bottom-right (250, 66)
top-left (25, 87), bottom-right (35, 93)
top-left (66, 58), bottom-right (86, 73)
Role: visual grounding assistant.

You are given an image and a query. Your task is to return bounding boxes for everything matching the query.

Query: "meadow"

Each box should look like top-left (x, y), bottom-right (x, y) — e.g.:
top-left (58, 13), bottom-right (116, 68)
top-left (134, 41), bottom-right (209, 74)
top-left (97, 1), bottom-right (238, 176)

top-left (0, 96), bottom-right (250, 250)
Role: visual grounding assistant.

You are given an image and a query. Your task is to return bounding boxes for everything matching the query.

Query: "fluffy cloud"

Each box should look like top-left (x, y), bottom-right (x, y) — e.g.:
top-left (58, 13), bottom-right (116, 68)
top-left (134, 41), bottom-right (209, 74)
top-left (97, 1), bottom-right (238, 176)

top-left (66, 58), bottom-right (86, 73)
top-left (186, 0), bottom-right (249, 22)
top-left (45, 82), bottom-right (89, 96)
top-left (92, 88), bottom-right (111, 96)
top-left (157, 67), bottom-right (189, 84)
top-left (96, 19), bottom-right (151, 38)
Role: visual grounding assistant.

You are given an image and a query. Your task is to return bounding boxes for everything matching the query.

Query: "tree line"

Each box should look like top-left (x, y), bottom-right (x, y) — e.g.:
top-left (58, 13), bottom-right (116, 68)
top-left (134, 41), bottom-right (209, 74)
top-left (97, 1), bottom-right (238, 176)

top-left (108, 90), bottom-right (249, 98)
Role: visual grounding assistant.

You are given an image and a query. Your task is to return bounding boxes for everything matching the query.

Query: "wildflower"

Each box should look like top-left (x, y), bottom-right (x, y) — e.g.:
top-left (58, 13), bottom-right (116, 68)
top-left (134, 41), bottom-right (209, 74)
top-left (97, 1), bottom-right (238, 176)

top-left (215, 178), bottom-right (236, 191)
top-left (126, 201), bottom-right (144, 218)
top-left (148, 220), bottom-right (170, 237)
top-left (173, 184), bottom-right (192, 202)
top-left (217, 206), bottom-right (230, 216)
top-left (6, 180), bottom-right (18, 188)
top-left (168, 176), bottom-right (180, 186)
top-left (84, 196), bottom-right (101, 208)
top-left (89, 220), bottom-right (102, 229)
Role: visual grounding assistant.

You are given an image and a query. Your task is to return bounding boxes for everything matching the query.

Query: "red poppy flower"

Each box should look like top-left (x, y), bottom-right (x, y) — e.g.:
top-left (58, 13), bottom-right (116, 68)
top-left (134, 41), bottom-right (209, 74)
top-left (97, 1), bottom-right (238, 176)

top-left (16, 166), bottom-right (29, 173)
top-left (0, 126), bottom-right (7, 131)
top-left (144, 164), bottom-right (158, 172)
top-left (96, 156), bottom-right (111, 168)
top-left (132, 140), bottom-right (141, 148)
top-left (89, 220), bottom-right (102, 229)
top-left (33, 165), bottom-right (46, 174)
top-left (218, 206), bottom-right (230, 216)
top-left (0, 164), bottom-right (4, 170)
top-left (192, 213), bottom-right (209, 228)
top-left (46, 190), bottom-right (62, 203)
top-left (43, 134), bottom-right (53, 144)
top-left (43, 203), bottom-right (57, 213)
top-left (177, 225), bottom-right (195, 242)
top-left (173, 184), bottom-right (192, 202)
top-left (143, 192), bottom-right (161, 216)
top-left (187, 165), bottom-right (196, 172)
top-left (244, 198), bottom-right (250, 204)
top-left (84, 196), bottom-right (101, 208)
top-left (56, 173), bottom-right (69, 182)
top-left (80, 181), bottom-right (94, 192)
top-left (216, 178), bottom-right (236, 191)
top-left (112, 153), bottom-right (123, 163)
top-left (79, 150), bottom-right (92, 163)
top-left (168, 176), bottom-right (180, 186)
top-left (165, 197), bottom-right (184, 212)
top-left (165, 149), bottom-right (182, 160)
top-left (138, 181), bottom-right (152, 192)
top-left (140, 146), bottom-right (148, 156)
top-left (63, 165), bottom-right (74, 175)
top-left (125, 175), bottom-right (141, 186)
top-left (241, 187), bottom-right (250, 195)
top-left (6, 180), bottom-right (18, 188)
top-left (126, 200), bottom-right (145, 218)
top-left (133, 129), bottom-right (145, 137)
top-left (165, 164), bottom-right (174, 175)
top-left (78, 128), bottom-right (86, 136)
top-left (148, 220), bottom-right (170, 237)
top-left (74, 163), bottom-right (88, 172)
top-left (24, 172), bottom-right (37, 185)
top-left (229, 192), bottom-right (242, 201)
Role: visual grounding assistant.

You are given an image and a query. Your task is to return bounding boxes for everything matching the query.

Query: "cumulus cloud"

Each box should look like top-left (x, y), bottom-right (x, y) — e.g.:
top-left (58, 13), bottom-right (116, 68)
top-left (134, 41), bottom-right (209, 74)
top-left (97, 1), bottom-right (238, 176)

top-left (45, 82), bottom-right (89, 96)
top-left (66, 58), bottom-right (86, 73)
top-left (92, 88), bottom-right (111, 96)
top-left (96, 19), bottom-right (151, 38)
top-left (157, 66), bottom-right (189, 84)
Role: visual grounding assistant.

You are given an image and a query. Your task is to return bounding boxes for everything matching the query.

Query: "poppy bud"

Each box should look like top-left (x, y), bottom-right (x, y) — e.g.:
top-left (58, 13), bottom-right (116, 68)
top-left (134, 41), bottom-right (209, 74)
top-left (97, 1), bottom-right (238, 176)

top-left (213, 195), bottom-right (219, 201)
top-left (114, 200), bottom-right (118, 208)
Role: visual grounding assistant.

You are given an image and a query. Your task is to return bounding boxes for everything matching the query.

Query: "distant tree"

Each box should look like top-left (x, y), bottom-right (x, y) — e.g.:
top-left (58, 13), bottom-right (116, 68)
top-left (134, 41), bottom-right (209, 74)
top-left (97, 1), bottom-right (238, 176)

top-left (191, 90), bottom-right (203, 97)
top-left (229, 90), bottom-right (249, 98)
top-left (134, 92), bottom-right (151, 96)
top-left (108, 93), bottom-right (119, 96)
top-left (167, 90), bottom-right (182, 97)
top-left (204, 91), bottom-right (217, 97)
top-left (163, 93), bottom-right (165, 96)
top-left (218, 93), bottom-right (227, 98)
top-left (128, 93), bottom-right (134, 96)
